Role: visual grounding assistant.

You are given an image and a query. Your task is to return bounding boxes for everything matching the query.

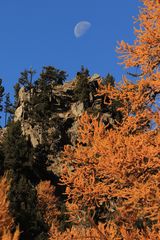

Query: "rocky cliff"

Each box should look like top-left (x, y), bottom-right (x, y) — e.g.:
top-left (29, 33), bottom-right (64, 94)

top-left (13, 74), bottom-right (115, 175)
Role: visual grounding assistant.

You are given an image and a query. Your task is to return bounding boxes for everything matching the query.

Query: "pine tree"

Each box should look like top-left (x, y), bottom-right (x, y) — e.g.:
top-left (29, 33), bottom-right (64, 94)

top-left (13, 82), bottom-right (20, 109)
top-left (9, 174), bottom-right (48, 240)
top-left (18, 70), bottom-right (30, 89)
top-left (3, 121), bottom-right (48, 239)
top-left (3, 121), bottom-right (32, 173)
top-left (0, 79), bottom-right (4, 125)
top-left (74, 66), bottom-right (90, 106)
top-left (31, 144), bottom-right (49, 182)
top-left (18, 68), bottom-right (36, 91)
top-left (32, 66), bottom-right (67, 120)
top-left (102, 73), bottom-right (115, 86)
top-left (35, 66), bottom-right (67, 94)
top-left (4, 93), bottom-right (13, 126)
top-left (28, 67), bottom-right (36, 86)
top-left (39, 66), bottom-right (67, 87)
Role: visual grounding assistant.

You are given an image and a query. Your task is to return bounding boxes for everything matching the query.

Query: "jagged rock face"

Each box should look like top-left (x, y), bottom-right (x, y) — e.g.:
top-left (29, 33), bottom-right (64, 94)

top-left (13, 76), bottom-right (111, 175)
top-left (18, 87), bottom-right (31, 104)
top-left (89, 73), bottom-right (100, 82)
top-left (11, 74), bottom-right (119, 175)
top-left (67, 120), bottom-right (78, 146)
top-left (71, 102), bottom-right (84, 117)
top-left (14, 87), bottom-right (31, 122)
top-left (14, 79), bottom-right (87, 148)
top-left (21, 122), bottom-right (43, 147)
top-left (14, 106), bottom-right (23, 122)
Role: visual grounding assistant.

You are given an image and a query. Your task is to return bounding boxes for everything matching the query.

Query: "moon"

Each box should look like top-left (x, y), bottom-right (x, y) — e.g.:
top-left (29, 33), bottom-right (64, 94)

top-left (74, 21), bottom-right (91, 38)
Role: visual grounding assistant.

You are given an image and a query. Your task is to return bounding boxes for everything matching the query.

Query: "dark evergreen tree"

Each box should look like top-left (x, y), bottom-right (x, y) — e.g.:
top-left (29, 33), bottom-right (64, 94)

top-left (102, 73), bottom-right (115, 86)
top-left (0, 79), bottom-right (4, 125)
top-left (9, 173), bottom-right (48, 240)
top-left (33, 66), bottom-right (67, 119)
top-left (28, 67), bottom-right (36, 86)
top-left (0, 143), bottom-right (4, 176)
top-left (3, 122), bottom-right (47, 182)
top-left (34, 66), bottom-right (67, 96)
top-left (34, 73), bottom-right (49, 111)
top-left (33, 144), bottom-right (48, 176)
top-left (3, 121), bottom-right (48, 239)
top-left (38, 66), bottom-right (67, 87)
top-left (3, 121), bottom-right (32, 173)
top-left (18, 68), bottom-right (36, 91)
top-left (18, 70), bottom-right (30, 89)
top-left (13, 82), bottom-right (20, 108)
top-left (74, 66), bottom-right (90, 106)
top-left (18, 67), bottom-right (36, 111)
top-left (4, 93), bottom-right (13, 126)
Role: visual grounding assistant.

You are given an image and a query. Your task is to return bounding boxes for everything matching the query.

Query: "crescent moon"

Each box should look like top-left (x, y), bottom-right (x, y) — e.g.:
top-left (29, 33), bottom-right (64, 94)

top-left (74, 21), bottom-right (91, 38)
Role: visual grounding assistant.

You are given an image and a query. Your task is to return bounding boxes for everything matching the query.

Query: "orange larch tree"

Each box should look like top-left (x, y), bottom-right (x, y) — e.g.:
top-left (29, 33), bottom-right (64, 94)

top-left (59, 0), bottom-right (160, 239)
top-left (0, 175), bottom-right (20, 240)
top-left (36, 180), bottom-right (59, 228)
top-left (117, 0), bottom-right (160, 77)
top-left (0, 175), bottom-right (14, 237)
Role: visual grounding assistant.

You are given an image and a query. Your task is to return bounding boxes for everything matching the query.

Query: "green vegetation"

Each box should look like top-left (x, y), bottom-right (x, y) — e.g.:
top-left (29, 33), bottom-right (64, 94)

top-left (34, 66), bottom-right (67, 95)
top-left (4, 93), bottom-right (13, 126)
top-left (74, 66), bottom-right (90, 106)
top-left (9, 174), bottom-right (48, 240)
top-left (0, 79), bottom-right (4, 125)
top-left (18, 68), bottom-right (36, 91)
top-left (3, 121), bottom-right (32, 173)
top-left (13, 82), bottom-right (21, 109)
top-left (0, 65), bottom-right (121, 239)
top-left (3, 121), bottom-right (48, 239)
top-left (102, 73), bottom-right (115, 86)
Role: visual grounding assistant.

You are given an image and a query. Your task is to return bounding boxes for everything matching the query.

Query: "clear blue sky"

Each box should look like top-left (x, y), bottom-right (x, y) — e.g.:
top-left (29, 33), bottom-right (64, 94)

top-left (0, 0), bottom-right (140, 103)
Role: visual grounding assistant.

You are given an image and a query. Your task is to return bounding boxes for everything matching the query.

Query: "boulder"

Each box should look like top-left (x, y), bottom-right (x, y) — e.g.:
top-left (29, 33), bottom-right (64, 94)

top-left (21, 122), bottom-right (43, 147)
top-left (71, 101), bottom-right (84, 117)
top-left (14, 105), bottom-right (23, 122)
top-left (18, 87), bottom-right (30, 104)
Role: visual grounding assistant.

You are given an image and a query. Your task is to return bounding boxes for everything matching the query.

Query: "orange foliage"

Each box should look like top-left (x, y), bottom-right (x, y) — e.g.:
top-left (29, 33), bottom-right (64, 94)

top-left (49, 221), bottom-right (160, 240)
top-left (0, 175), bottom-right (19, 239)
top-left (0, 175), bottom-right (14, 237)
top-left (59, 0), bottom-right (160, 239)
top-left (49, 223), bottom-right (105, 240)
top-left (1, 227), bottom-right (20, 240)
top-left (61, 112), bottom-right (160, 231)
top-left (7, 1), bottom-right (156, 239)
top-left (117, 0), bottom-right (160, 77)
top-left (98, 74), bottom-right (160, 116)
top-left (36, 180), bottom-right (60, 227)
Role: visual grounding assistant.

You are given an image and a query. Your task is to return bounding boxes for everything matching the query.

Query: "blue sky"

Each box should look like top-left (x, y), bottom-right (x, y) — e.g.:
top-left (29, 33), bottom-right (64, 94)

top-left (0, 0), bottom-right (140, 102)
